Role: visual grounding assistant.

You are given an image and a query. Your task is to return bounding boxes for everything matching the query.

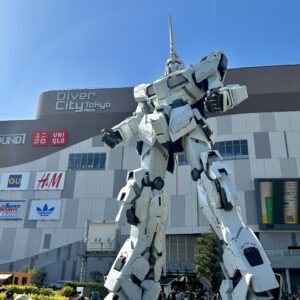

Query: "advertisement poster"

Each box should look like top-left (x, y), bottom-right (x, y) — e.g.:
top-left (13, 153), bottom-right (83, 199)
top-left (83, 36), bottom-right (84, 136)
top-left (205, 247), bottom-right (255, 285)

top-left (0, 200), bottom-right (26, 220)
top-left (283, 181), bottom-right (298, 224)
top-left (34, 172), bottom-right (65, 190)
top-left (0, 172), bottom-right (30, 190)
top-left (29, 200), bottom-right (61, 220)
top-left (259, 181), bottom-right (273, 224)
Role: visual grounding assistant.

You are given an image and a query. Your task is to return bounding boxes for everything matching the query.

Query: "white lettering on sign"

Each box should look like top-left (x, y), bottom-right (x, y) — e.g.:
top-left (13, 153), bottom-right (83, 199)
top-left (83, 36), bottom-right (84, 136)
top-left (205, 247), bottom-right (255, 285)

top-left (55, 91), bottom-right (111, 113)
top-left (0, 134), bottom-right (26, 145)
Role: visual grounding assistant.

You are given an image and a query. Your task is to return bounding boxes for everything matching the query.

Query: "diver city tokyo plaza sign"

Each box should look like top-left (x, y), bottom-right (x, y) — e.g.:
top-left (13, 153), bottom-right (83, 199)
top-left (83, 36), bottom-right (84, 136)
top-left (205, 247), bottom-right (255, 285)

top-left (0, 172), bottom-right (30, 190)
top-left (34, 172), bottom-right (65, 190)
top-left (55, 91), bottom-right (111, 113)
top-left (0, 200), bottom-right (26, 220)
top-left (29, 200), bottom-right (61, 220)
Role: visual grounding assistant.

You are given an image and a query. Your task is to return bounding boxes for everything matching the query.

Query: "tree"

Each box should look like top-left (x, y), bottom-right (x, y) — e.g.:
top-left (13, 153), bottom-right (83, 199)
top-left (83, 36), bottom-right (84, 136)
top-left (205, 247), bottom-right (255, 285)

top-left (20, 265), bottom-right (48, 287)
top-left (194, 231), bottom-right (223, 292)
top-left (90, 270), bottom-right (103, 283)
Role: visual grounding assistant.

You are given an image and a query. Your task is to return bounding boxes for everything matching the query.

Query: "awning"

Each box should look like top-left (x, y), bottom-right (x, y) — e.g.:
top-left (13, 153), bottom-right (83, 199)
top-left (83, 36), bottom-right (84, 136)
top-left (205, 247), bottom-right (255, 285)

top-left (0, 273), bottom-right (13, 284)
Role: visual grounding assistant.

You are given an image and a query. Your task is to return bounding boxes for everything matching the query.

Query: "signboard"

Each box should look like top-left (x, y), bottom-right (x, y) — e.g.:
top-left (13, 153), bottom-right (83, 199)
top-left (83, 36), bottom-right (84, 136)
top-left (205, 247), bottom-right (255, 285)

top-left (87, 222), bottom-right (116, 252)
top-left (32, 130), bottom-right (68, 147)
top-left (32, 131), bottom-right (49, 146)
top-left (0, 200), bottom-right (26, 220)
top-left (0, 172), bottom-right (30, 190)
top-left (255, 178), bottom-right (300, 230)
top-left (0, 134), bottom-right (26, 145)
top-left (55, 91), bottom-right (111, 113)
top-left (29, 200), bottom-right (61, 220)
top-left (34, 172), bottom-right (65, 190)
top-left (51, 130), bottom-right (68, 146)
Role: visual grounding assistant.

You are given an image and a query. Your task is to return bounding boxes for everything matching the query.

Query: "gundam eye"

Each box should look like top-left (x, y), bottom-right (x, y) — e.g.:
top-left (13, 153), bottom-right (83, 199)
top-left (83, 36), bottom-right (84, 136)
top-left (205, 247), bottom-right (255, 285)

top-left (167, 74), bottom-right (188, 89)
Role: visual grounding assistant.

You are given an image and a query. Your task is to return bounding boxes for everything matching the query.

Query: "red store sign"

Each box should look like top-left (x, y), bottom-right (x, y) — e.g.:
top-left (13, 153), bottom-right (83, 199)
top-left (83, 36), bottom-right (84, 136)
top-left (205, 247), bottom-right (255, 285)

top-left (32, 130), bottom-right (68, 146)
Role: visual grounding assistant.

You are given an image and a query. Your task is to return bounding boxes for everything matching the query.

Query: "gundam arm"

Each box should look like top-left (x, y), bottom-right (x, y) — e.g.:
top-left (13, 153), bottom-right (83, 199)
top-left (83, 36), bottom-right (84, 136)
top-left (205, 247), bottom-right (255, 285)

top-left (102, 104), bottom-right (144, 148)
top-left (192, 51), bottom-right (248, 114)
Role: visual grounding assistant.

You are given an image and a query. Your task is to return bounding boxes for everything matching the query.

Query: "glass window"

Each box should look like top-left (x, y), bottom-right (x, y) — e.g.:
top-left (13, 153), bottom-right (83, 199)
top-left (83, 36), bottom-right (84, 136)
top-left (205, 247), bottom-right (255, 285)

top-left (87, 153), bottom-right (94, 169)
top-left (233, 140), bottom-right (241, 156)
top-left (22, 277), bottom-right (27, 285)
top-left (81, 154), bottom-right (87, 169)
top-left (214, 139), bottom-right (249, 160)
top-left (68, 154), bottom-right (75, 170)
top-left (68, 153), bottom-right (106, 170)
top-left (241, 140), bottom-right (249, 155)
top-left (14, 277), bottom-right (19, 284)
top-left (74, 154), bottom-right (81, 169)
top-left (93, 154), bottom-right (100, 169)
top-left (225, 141), bottom-right (233, 156)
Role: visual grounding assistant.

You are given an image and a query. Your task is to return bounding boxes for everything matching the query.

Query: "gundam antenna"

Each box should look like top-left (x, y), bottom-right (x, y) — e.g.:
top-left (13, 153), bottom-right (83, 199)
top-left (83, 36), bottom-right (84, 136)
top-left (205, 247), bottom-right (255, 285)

top-left (165, 16), bottom-right (185, 74)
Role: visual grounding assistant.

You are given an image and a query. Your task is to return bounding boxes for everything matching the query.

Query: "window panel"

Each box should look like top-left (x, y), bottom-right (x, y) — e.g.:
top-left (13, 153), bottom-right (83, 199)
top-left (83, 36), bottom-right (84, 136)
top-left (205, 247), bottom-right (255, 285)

top-left (68, 153), bottom-right (106, 170)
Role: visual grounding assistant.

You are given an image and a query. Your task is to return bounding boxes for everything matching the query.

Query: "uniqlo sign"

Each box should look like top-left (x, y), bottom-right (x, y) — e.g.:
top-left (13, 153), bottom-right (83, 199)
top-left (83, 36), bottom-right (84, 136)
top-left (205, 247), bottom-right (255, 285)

top-left (32, 130), bottom-right (68, 146)
top-left (32, 131), bottom-right (49, 146)
top-left (34, 172), bottom-right (65, 190)
top-left (51, 130), bottom-right (68, 146)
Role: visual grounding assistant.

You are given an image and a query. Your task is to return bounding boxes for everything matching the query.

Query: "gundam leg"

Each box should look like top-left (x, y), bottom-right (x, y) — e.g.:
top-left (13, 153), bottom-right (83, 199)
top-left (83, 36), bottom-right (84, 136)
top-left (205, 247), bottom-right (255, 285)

top-left (104, 142), bottom-right (169, 300)
top-left (183, 127), bottom-right (279, 300)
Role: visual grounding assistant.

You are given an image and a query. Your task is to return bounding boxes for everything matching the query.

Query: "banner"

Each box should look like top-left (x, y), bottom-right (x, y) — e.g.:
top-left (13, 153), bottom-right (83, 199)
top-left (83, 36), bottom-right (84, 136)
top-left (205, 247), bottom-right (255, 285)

top-left (0, 172), bottom-right (30, 190)
top-left (0, 200), bottom-right (26, 220)
top-left (29, 200), bottom-right (61, 220)
top-left (34, 172), bottom-right (65, 190)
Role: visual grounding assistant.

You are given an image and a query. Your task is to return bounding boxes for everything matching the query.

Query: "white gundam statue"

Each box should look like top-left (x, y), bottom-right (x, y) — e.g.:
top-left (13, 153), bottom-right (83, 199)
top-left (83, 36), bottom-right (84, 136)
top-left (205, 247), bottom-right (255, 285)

top-left (102, 18), bottom-right (279, 300)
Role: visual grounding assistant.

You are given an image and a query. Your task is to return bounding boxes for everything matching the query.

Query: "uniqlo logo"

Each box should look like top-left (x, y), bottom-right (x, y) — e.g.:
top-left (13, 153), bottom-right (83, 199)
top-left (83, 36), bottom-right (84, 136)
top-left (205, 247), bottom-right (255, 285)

top-left (51, 130), bottom-right (68, 146)
top-left (32, 131), bottom-right (49, 146)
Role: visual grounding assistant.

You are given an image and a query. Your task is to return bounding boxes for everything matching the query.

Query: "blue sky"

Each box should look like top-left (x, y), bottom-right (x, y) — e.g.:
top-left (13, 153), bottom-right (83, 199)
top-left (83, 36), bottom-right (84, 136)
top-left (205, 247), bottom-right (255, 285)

top-left (1, 0), bottom-right (300, 120)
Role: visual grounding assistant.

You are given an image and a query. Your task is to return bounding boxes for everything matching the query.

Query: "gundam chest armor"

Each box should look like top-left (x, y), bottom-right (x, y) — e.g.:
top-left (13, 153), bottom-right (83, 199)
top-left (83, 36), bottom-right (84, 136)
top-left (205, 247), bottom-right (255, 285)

top-left (102, 18), bottom-right (280, 300)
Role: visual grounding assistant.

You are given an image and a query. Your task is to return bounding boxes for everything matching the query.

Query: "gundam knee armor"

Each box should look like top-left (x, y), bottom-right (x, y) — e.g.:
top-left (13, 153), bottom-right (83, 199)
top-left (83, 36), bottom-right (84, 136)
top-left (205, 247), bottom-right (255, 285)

top-left (196, 151), bottom-right (278, 300)
top-left (104, 169), bottom-right (168, 300)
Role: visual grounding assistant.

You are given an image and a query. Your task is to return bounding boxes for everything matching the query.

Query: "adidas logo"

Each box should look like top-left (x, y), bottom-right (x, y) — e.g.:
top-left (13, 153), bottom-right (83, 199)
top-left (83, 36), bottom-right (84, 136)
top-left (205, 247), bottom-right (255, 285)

top-left (36, 204), bottom-right (55, 217)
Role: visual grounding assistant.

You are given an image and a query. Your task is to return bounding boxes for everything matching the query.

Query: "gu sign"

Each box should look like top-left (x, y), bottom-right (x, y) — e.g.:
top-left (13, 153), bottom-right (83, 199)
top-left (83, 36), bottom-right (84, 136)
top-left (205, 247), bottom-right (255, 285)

top-left (0, 172), bottom-right (30, 190)
top-left (0, 134), bottom-right (26, 145)
top-left (34, 172), bottom-right (65, 190)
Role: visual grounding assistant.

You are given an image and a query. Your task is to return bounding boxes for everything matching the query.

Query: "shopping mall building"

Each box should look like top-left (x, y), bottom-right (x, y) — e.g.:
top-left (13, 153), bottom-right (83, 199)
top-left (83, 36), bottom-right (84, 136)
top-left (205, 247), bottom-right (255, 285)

top-left (0, 65), bottom-right (300, 293)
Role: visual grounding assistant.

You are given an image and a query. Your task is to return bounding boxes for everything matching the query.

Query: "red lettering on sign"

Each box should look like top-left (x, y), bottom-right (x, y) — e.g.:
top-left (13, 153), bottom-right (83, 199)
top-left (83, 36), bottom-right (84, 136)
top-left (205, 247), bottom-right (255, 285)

top-left (37, 172), bottom-right (63, 189)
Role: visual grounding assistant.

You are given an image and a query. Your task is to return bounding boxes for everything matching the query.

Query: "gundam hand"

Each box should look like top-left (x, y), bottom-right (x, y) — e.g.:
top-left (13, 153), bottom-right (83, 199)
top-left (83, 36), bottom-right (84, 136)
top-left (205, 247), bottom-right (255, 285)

top-left (101, 128), bottom-right (123, 148)
top-left (205, 90), bottom-right (224, 113)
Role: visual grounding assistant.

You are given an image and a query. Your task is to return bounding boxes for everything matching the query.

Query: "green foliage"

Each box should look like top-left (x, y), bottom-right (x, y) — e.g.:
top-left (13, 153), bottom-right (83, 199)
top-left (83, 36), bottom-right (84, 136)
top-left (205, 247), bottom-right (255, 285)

top-left (64, 281), bottom-right (109, 298)
top-left (58, 286), bottom-right (73, 297)
top-left (90, 271), bottom-right (103, 283)
top-left (0, 286), bottom-right (66, 300)
top-left (194, 231), bottom-right (223, 292)
top-left (20, 265), bottom-right (48, 287)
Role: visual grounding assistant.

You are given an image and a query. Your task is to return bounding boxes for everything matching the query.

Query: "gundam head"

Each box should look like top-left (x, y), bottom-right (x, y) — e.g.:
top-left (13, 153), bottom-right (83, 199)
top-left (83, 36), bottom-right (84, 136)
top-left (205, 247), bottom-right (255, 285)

top-left (164, 16), bottom-right (185, 75)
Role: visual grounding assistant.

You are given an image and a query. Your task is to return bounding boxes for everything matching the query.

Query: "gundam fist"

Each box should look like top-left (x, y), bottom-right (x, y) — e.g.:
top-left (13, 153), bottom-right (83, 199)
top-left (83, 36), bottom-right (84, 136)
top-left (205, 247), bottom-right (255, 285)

top-left (101, 128), bottom-right (123, 148)
top-left (205, 90), bottom-right (224, 113)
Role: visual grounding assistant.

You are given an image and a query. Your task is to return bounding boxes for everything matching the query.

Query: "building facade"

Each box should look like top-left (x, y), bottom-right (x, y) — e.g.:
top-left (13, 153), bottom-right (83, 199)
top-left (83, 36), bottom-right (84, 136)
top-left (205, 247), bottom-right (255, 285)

top-left (0, 65), bottom-right (300, 293)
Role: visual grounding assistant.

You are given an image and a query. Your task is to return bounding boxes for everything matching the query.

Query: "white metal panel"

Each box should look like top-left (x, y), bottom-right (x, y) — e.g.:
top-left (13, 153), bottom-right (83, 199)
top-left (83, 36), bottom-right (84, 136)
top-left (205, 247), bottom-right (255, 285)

top-left (246, 113), bottom-right (260, 133)
top-left (184, 194), bottom-right (198, 227)
top-left (231, 114), bottom-right (247, 134)
top-left (286, 131), bottom-right (300, 158)
top-left (269, 132), bottom-right (287, 158)
top-left (274, 112), bottom-right (291, 131)
top-left (12, 228), bottom-right (30, 260)
top-left (73, 170), bottom-right (114, 198)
